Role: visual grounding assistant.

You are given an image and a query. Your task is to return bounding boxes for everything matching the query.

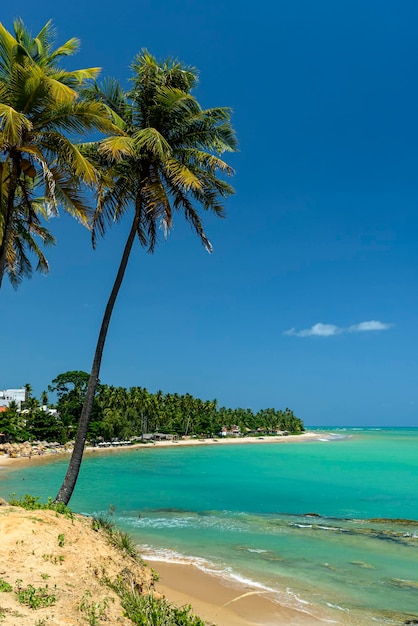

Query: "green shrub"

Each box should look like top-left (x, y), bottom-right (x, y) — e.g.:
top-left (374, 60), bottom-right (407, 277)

top-left (0, 578), bottom-right (12, 592)
top-left (109, 529), bottom-right (138, 559)
top-left (15, 581), bottom-right (56, 609)
top-left (79, 590), bottom-right (110, 625)
top-left (9, 494), bottom-right (73, 519)
top-left (110, 579), bottom-right (205, 626)
top-left (91, 515), bottom-right (115, 533)
top-left (91, 516), bottom-right (140, 561)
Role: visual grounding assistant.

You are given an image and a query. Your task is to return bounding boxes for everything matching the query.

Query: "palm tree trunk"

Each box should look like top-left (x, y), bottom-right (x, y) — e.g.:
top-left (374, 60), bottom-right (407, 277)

top-left (54, 209), bottom-right (140, 504)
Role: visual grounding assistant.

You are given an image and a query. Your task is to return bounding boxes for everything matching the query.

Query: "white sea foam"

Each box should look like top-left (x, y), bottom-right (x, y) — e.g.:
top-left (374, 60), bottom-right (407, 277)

top-left (247, 548), bottom-right (268, 553)
top-left (318, 433), bottom-right (350, 442)
top-left (126, 514), bottom-right (245, 533)
top-left (139, 545), bottom-right (330, 621)
top-left (133, 516), bottom-right (197, 529)
top-left (326, 602), bottom-right (349, 612)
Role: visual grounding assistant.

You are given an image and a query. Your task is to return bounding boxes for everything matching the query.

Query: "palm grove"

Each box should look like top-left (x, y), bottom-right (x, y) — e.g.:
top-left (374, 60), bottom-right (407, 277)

top-left (1, 20), bottom-right (303, 504)
top-left (0, 371), bottom-right (304, 444)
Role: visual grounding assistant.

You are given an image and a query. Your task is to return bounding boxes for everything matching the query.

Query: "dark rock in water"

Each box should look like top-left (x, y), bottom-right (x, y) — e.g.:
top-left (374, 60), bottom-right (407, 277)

top-left (404, 620), bottom-right (418, 624)
top-left (368, 518), bottom-right (418, 526)
top-left (349, 560), bottom-right (375, 570)
top-left (388, 578), bottom-right (418, 591)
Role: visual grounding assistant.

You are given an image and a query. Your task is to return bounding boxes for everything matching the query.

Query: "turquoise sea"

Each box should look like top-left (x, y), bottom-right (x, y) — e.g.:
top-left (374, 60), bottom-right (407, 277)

top-left (1, 428), bottom-right (418, 624)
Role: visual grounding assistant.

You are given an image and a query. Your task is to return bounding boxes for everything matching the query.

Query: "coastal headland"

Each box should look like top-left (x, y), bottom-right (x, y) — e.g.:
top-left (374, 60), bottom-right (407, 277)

top-left (0, 504), bottom-right (332, 626)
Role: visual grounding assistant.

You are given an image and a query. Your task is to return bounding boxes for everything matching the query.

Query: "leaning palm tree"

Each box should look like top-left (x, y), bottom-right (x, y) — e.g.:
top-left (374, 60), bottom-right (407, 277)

top-left (0, 19), bottom-right (120, 287)
top-left (54, 51), bottom-right (237, 504)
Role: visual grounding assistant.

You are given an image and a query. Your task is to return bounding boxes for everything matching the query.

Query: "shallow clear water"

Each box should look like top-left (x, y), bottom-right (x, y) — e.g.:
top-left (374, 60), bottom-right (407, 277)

top-left (1, 429), bottom-right (418, 624)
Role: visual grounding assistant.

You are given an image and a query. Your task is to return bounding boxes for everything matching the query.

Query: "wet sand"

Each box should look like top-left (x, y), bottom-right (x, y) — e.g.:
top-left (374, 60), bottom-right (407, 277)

top-left (154, 561), bottom-right (332, 626)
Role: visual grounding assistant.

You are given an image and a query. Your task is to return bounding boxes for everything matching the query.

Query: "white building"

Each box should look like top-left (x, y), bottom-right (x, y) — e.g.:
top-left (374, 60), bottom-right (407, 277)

top-left (0, 388), bottom-right (27, 409)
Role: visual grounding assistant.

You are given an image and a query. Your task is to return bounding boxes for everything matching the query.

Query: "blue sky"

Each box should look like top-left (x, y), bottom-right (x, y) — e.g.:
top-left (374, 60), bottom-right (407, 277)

top-left (1, 1), bottom-right (418, 426)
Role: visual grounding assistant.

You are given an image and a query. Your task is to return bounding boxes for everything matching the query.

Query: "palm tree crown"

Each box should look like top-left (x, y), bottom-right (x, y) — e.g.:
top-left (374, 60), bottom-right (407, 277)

top-left (0, 19), bottom-right (118, 287)
top-left (89, 50), bottom-right (237, 251)
top-left (54, 51), bottom-right (237, 504)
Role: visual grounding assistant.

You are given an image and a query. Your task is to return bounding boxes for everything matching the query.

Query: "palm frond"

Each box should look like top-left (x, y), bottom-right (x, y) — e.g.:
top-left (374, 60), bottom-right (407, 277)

top-left (99, 136), bottom-right (136, 159)
top-left (156, 87), bottom-right (201, 116)
top-left (49, 38), bottom-right (80, 60)
top-left (49, 166), bottom-right (92, 225)
top-left (0, 21), bottom-right (17, 71)
top-left (40, 131), bottom-right (98, 184)
top-left (163, 158), bottom-right (202, 192)
top-left (169, 184), bottom-right (213, 252)
top-left (0, 103), bottom-right (32, 145)
top-left (133, 127), bottom-right (172, 159)
top-left (43, 75), bottom-right (78, 102)
top-left (52, 67), bottom-right (101, 85)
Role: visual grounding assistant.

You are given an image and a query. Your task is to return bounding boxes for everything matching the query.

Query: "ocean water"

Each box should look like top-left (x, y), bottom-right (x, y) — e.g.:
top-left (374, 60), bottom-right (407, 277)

top-left (1, 428), bottom-right (418, 624)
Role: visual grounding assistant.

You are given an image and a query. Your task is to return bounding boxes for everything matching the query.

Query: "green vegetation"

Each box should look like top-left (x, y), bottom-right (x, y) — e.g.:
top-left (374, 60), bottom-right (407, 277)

top-left (79, 591), bottom-right (110, 625)
top-left (41, 554), bottom-right (65, 565)
top-left (108, 528), bottom-right (138, 559)
top-left (86, 384), bottom-right (303, 439)
top-left (0, 375), bottom-right (304, 446)
top-left (57, 534), bottom-right (65, 548)
top-left (111, 581), bottom-right (206, 626)
top-left (91, 514), bottom-right (140, 561)
top-left (0, 579), bottom-right (12, 593)
top-left (9, 494), bottom-right (73, 519)
top-left (91, 514), bottom-right (116, 534)
top-left (15, 580), bottom-right (56, 609)
top-left (0, 19), bottom-right (118, 288)
top-left (91, 516), bottom-right (207, 625)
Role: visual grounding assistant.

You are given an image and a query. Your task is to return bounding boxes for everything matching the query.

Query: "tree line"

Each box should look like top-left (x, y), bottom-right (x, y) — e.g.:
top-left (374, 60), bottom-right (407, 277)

top-left (0, 371), bottom-right (304, 443)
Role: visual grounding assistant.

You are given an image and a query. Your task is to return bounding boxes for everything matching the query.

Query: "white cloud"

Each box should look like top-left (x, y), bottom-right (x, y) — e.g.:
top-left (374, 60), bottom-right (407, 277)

top-left (348, 320), bottom-right (392, 332)
top-left (284, 320), bottom-right (393, 337)
top-left (284, 323), bottom-right (341, 337)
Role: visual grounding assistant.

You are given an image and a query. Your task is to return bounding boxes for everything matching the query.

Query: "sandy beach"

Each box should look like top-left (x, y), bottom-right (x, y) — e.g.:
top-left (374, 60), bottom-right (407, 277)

top-left (154, 561), bottom-right (332, 626)
top-left (0, 431), bottom-right (323, 469)
top-left (0, 432), bottom-right (335, 625)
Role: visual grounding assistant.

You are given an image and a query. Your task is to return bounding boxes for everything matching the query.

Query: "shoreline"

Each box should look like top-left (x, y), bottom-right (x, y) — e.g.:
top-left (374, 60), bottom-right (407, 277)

top-left (0, 431), bottom-right (325, 470)
top-left (153, 560), bottom-right (335, 626)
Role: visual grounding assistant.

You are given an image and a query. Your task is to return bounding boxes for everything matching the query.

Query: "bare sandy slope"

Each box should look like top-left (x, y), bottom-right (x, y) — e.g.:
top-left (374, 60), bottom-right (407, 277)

top-left (0, 503), bottom-right (155, 625)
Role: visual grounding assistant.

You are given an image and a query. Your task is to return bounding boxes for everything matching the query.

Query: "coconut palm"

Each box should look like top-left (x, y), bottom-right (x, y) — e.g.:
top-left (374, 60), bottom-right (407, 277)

top-left (54, 51), bottom-right (237, 504)
top-left (0, 19), bottom-right (119, 287)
